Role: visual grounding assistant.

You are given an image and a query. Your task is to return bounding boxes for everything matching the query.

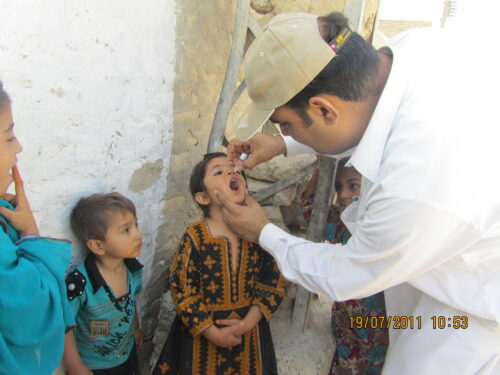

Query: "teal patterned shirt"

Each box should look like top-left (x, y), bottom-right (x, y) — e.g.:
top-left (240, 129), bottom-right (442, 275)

top-left (66, 253), bottom-right (142, 370)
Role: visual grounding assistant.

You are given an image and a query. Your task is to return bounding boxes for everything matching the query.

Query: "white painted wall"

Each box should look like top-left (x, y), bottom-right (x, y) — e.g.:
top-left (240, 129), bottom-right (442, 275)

top-left (0, 0), bottom-right (176, 308)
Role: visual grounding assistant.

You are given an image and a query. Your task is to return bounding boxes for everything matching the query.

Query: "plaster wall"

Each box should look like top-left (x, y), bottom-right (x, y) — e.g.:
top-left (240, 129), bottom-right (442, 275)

top-left (0, 0), bottom-right (176, 314)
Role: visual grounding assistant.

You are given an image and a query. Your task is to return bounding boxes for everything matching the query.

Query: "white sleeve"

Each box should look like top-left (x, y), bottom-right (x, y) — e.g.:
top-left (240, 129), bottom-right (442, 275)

top-left (259, 195), bottom-right (479, 301)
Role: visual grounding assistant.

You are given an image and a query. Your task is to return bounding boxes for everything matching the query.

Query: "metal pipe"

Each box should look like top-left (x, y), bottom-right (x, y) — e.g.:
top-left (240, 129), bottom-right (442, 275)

top-left (207, 0), bottom-right (251, 153)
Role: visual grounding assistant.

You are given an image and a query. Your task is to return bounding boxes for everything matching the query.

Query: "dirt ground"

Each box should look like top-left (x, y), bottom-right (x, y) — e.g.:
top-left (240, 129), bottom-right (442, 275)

top-left (271, 291), bottom-right (335, 375)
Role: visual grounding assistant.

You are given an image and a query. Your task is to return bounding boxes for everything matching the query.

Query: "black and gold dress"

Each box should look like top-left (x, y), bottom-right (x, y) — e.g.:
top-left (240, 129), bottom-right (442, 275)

top-left (154, 221), bottom-right (285, 375)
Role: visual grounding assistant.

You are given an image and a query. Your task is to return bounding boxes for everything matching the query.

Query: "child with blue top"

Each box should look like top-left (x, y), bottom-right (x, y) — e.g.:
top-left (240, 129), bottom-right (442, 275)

top-left (0, 81), bottom-right (74, 374)
top-left (63, 192), bottom-right (144, 375)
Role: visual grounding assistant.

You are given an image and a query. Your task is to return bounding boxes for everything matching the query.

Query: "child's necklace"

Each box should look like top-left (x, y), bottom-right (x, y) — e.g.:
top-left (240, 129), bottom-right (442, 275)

top-left (103, 280), bottom-right (132, 312)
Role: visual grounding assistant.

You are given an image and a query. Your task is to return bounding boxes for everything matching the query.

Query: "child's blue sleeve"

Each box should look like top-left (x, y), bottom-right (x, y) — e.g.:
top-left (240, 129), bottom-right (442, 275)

top-left (65, 268), bottom-right (87, 320)
top-left (0, 225), bottom-right (73, 375)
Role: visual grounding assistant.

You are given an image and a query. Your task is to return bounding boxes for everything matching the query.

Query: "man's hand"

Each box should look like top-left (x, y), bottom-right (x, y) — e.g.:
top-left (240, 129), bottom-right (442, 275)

top-left (0, 166), bottom-right (39, 235)
top-left (227, 133), bottom-right (286, 170)
top-left (215, 191), bottom-right (270, 243)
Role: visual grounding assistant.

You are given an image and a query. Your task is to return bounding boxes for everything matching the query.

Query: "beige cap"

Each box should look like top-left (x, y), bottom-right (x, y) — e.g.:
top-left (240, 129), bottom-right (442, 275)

top-left (233, 13), bottom-right (337, 140)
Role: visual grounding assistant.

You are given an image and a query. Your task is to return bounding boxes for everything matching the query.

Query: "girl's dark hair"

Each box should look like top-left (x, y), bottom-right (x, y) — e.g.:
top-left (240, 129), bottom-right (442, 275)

top-left (189, 152), bottom-right (246, 217)
top-left (338, 157), bottom-right (349, 169)
top-left (287, 12), bottom-right (380, 125)
top-left (0, 81), bottom-right (11, 112)
top-left (190, 152), bottom-right (227, 217)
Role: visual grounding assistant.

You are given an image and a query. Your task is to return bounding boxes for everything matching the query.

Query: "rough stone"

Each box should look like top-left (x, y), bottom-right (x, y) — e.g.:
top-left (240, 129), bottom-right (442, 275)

top-left (273, 0), bottom-right (345, 15)
top-left (246, 153), bottom-right (317, 183)
top-left (149, 292), bottom-right (177, 371)
top-left (379, 20), bottom-right (432, 38)
top-left (129, 159), bottom-right (164, 193)
top-left (263, 205), bottom-right (288, 231)
top-left (247, 177), bottom-right (300, 206)
top-left (281, 203), bottom-right (309, 229)
top-left (251, 0), bottom-right (274, 13)
top-left (164, 153), bottom-right (193, 199)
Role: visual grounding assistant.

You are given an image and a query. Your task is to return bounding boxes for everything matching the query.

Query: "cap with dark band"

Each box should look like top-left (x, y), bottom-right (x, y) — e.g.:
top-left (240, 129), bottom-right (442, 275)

top-left (233, 13), bottom-right (351, 140)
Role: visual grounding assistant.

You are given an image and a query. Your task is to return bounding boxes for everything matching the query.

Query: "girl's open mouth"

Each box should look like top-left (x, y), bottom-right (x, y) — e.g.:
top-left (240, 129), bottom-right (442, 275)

top-left (229, 178), bottom-right (240, 192)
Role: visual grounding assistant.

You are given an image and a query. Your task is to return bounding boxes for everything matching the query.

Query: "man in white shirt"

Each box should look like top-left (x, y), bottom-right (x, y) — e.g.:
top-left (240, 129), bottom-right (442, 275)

top-left (215, 12), bottom-right (500, 374)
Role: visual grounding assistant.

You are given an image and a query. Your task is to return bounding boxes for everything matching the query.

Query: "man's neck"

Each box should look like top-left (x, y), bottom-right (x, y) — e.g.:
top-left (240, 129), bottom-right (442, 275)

top-left (374, 48), bottom-right (393, 99)
top-left (354, 49), bottom-right (393, 136)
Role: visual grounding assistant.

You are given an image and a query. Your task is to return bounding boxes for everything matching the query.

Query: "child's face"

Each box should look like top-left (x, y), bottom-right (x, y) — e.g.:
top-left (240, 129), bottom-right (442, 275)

top-left (201, 156), bottom-right (247, 208)
top-left (101, 210), bottom-right (143, 259)
top-left (0, 103), bottom-right (23, 197)
top-left (334, 166), bottom-right (361, 209)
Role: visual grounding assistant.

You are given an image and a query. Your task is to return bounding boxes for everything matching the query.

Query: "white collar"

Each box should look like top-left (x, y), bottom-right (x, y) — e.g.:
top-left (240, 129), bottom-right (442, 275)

top-left (347, 45), bottom-right (407, 183)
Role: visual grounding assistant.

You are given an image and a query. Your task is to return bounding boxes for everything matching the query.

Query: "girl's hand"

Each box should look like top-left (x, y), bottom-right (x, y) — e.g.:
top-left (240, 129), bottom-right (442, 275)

top-left (0, 166), bottom-right (39, 235)
top-left (202, 324), bottom-right (243, 348)
top-left (216, 326), bottom-right (243, 348)
top-left (1, 193), bottom-right (16, 204)
top-left (217, 305), bottom-right (262, 337)
top-left (216, 319), bottom-right (246, 337)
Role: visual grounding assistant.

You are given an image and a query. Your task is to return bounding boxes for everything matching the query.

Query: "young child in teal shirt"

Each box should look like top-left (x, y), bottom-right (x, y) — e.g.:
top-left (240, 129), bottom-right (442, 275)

top-left (63, 192), bottom-right (144, 375)
top-left (0, 82), bottom-right (74, 374)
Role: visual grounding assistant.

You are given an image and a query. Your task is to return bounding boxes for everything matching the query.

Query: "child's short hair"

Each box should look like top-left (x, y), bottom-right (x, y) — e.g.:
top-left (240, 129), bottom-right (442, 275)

top-left (71, 192), bottom-right (137, 251)
top-left (189, 152), bottom-right (246, 218)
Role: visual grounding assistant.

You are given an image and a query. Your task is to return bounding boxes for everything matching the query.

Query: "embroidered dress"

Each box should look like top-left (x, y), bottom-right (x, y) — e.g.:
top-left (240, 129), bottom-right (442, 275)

top-left (0, 199), bottom-right (73, 375)
top-left (330, 226), bottom-right (388, 375)
top-left (154, 221), bottom-right (285, 375)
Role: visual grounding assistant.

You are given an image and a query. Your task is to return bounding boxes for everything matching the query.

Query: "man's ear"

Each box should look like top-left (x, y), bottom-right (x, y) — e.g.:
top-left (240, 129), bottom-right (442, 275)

top-left (87, 239), bottom-right (106, 256)
top-left (308, 95), bottom-right (339, 125)
top-left (194, 191), bottom-right (210, 206)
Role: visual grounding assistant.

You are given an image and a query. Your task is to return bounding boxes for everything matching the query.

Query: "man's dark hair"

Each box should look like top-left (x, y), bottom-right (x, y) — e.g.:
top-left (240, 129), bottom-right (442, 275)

top-left (0, 81), bottom-right (11, 113)
top-left (71, 192), bottom-right (137, 251)
top-left (337, 156), bottom-right (350, 169)
top-left (286, 12), bottom-right (380, 125)
top-left (189, 152), bottom-right (246, 218)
